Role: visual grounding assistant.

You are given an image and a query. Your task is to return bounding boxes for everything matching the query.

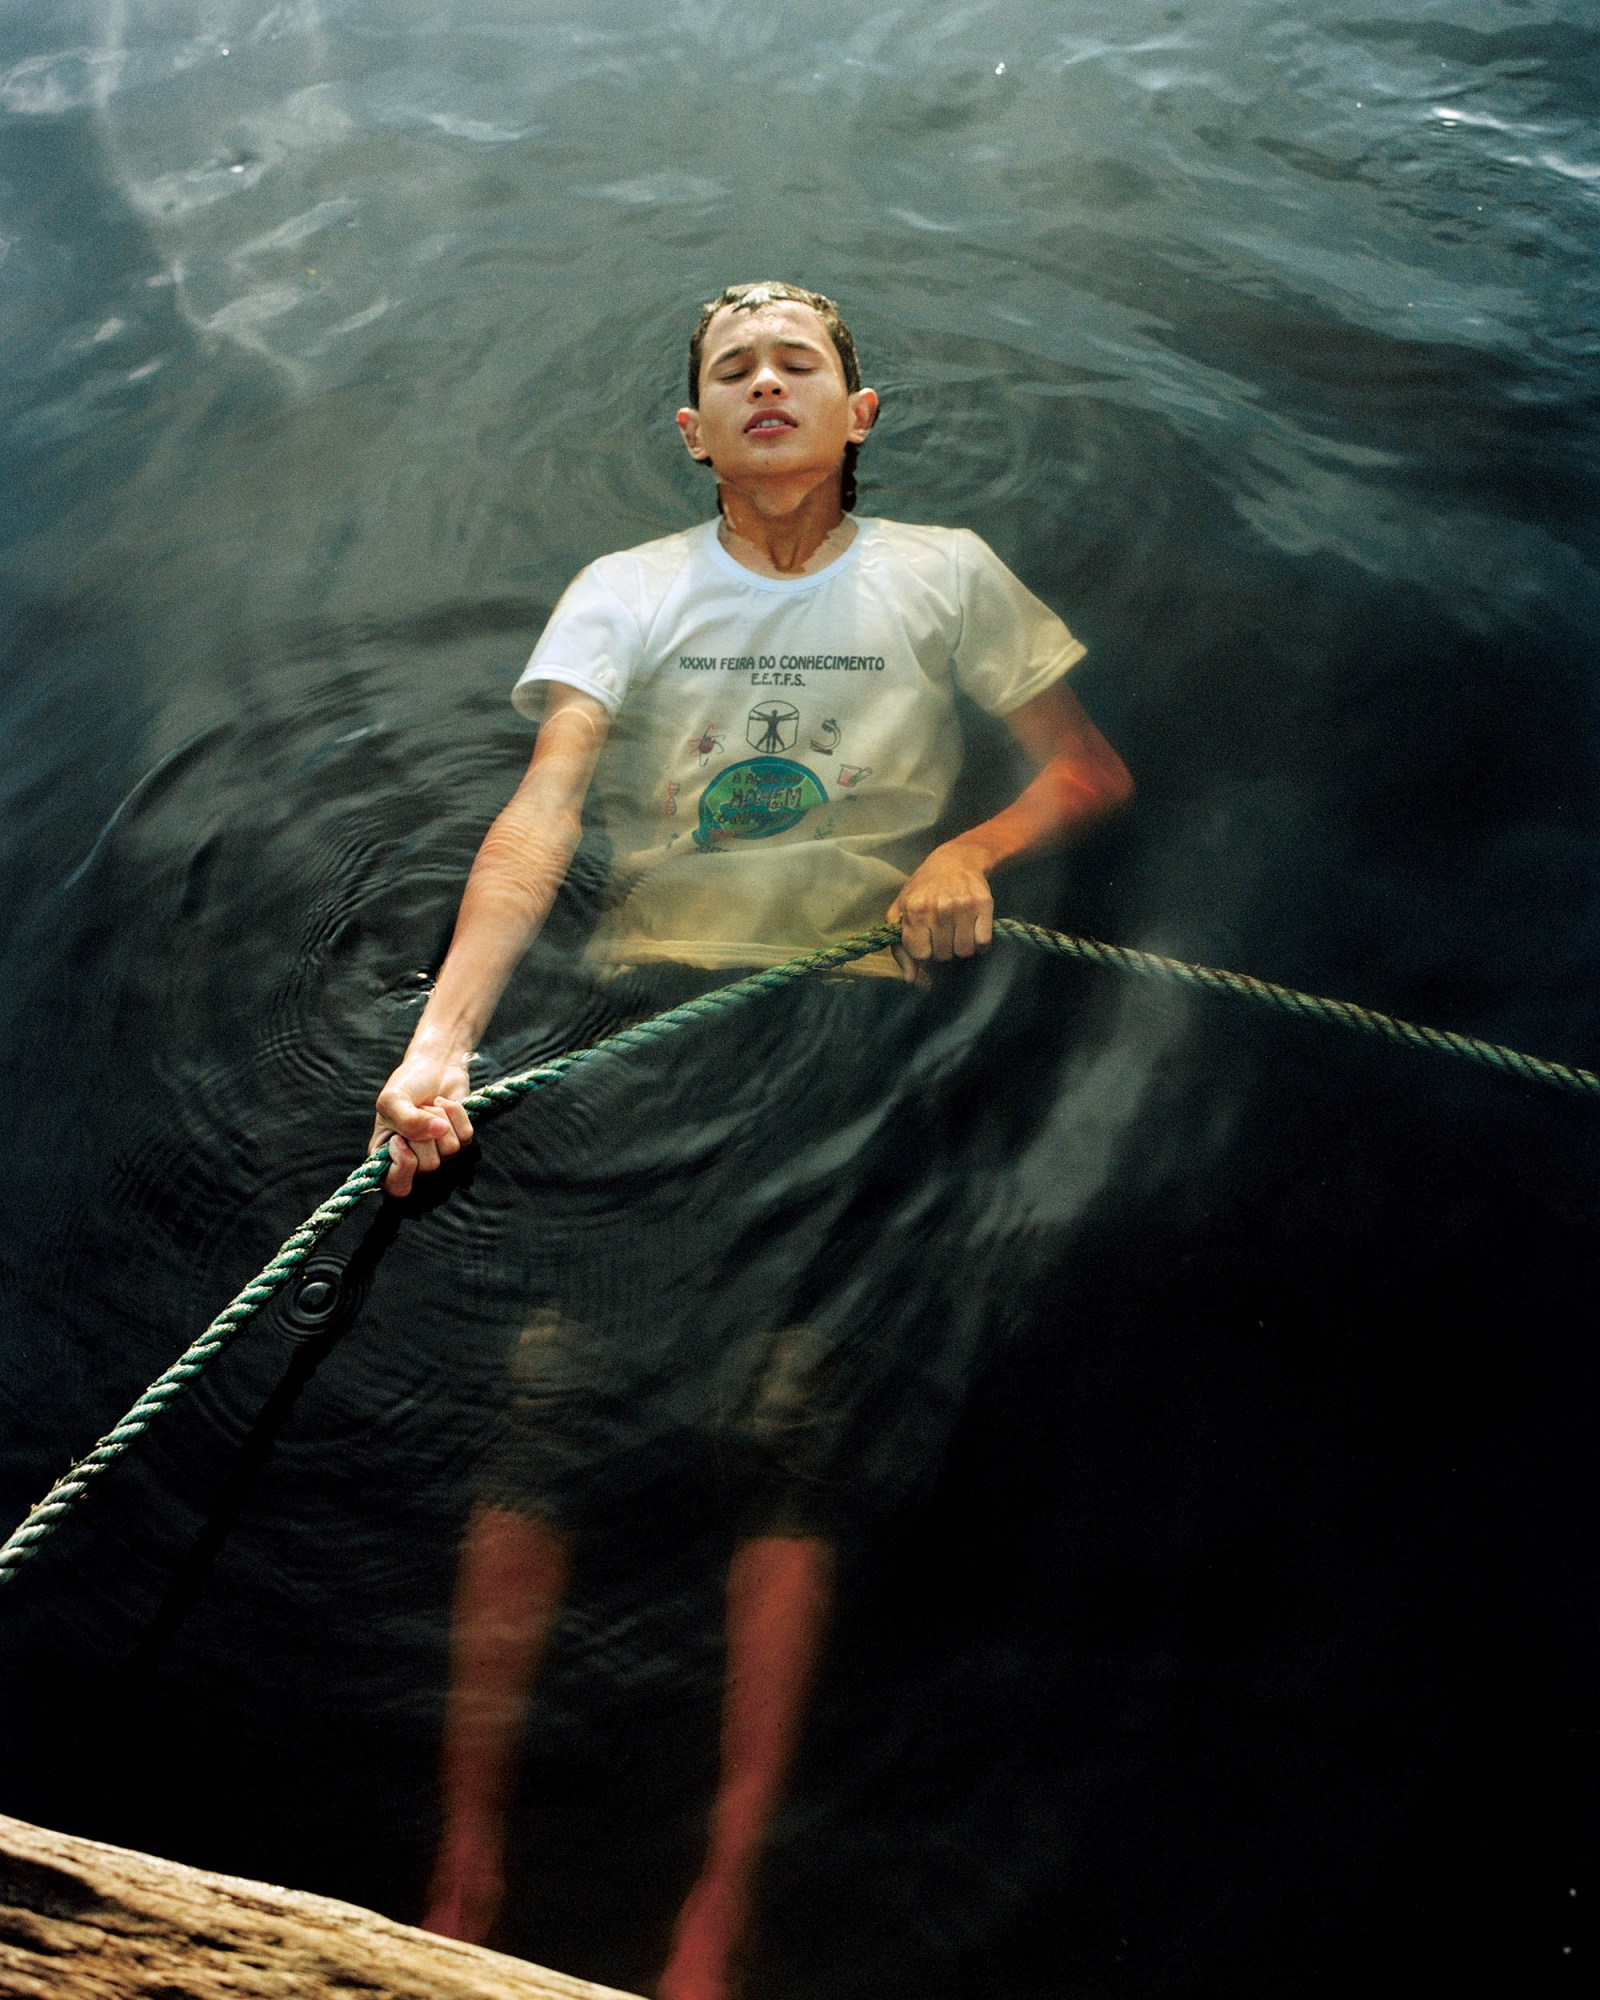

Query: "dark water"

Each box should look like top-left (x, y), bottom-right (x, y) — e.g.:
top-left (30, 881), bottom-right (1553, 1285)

top-left (2, 2), bottom-right (1597, 1992)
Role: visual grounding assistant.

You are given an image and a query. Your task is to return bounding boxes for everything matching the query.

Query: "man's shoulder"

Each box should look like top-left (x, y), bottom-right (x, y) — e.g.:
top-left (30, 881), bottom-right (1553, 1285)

top-left (859, 517), bottom-right (990, 570)
top-left (856, 518), bottom-right (1006, 606)
top-left (860, 516), bottom-right (967, 551)
top-left (583, 521), bottom-right (711, 598)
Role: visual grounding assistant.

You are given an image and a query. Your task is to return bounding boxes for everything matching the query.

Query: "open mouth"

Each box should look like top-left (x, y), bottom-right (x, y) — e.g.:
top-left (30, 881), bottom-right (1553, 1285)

top-left (745, 413), bottom-right (797, 434)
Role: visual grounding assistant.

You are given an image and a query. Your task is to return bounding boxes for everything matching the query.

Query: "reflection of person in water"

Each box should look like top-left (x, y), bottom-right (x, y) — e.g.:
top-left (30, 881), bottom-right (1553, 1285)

top-left (370, 281), bottom-right (1132, 2000)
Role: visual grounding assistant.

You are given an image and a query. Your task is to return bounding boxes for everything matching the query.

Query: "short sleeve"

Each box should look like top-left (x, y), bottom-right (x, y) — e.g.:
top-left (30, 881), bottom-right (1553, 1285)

top-left (951, 530), bottom-right (1087, 716)
top-left (510, 563), bottom-right (643, 719)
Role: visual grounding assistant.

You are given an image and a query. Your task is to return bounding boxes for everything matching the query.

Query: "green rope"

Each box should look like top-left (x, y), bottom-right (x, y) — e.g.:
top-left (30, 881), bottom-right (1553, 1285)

top-left (1, 919), bottom-right (1593, 1588)
top-left (991, 920), bottom-right (1600, 1098)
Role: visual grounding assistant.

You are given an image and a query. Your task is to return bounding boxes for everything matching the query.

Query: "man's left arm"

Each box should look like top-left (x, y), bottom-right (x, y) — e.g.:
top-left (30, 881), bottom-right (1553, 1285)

top-left (887, 680), bottom-right (1132, 980)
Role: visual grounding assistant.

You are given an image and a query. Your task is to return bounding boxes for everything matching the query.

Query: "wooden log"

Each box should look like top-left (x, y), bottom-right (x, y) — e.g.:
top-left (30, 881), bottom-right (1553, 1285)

top-left (0, 1812), bottom-right (643, 2000)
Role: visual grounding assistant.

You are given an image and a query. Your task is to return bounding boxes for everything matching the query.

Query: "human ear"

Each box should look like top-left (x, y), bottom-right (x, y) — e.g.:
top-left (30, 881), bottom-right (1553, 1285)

top-left (676, 407), bottom-right (711, 462)
top-left (848, 387), bottom-right (879, 443)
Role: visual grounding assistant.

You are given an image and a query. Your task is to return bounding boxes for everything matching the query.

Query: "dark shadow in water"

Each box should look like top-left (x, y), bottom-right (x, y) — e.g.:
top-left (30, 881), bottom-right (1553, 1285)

top-left (120, 1162), bottom-right (477, 1681)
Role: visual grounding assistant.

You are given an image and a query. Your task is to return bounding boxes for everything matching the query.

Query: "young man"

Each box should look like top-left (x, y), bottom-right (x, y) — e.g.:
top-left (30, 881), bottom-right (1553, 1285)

top-left (371, 282), bottom-right (1131, 2000)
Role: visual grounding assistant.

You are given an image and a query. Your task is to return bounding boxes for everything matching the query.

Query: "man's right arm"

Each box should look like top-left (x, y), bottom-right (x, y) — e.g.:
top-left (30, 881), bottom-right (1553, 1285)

top-left (371, 683), bottom-right (611, 1195)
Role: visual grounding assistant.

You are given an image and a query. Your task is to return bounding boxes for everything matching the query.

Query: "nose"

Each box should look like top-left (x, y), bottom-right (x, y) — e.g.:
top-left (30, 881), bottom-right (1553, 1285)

top-left (749, 359), bottom-right (785, 397)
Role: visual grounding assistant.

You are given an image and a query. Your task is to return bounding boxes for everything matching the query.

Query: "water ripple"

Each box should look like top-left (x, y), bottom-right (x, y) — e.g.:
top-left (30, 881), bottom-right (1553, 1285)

top-left (2, 3), bottom-right (1597, 1990)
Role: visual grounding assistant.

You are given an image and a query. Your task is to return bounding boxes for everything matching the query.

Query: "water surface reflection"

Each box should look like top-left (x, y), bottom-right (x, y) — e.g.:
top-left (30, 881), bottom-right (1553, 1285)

top-left (2, 3), bottom-right (1596, 1993)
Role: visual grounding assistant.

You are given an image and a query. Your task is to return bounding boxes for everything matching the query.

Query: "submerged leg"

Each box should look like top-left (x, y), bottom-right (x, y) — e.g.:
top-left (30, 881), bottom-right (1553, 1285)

top-left (657, 1533), bottom-right (836, 2000)
top-left (422, 1501), bottom-right (574, 1945)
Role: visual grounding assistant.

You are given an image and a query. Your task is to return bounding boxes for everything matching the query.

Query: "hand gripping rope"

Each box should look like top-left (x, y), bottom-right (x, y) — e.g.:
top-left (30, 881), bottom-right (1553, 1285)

top-left (1, 918), bottom-right (1594, 1589)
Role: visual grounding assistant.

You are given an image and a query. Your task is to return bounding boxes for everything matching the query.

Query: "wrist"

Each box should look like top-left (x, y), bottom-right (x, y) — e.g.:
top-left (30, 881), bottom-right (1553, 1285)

top-left (933, 833), bottom-right (999, 876)
top-left (406, 1014), bottom-right (478, 1066)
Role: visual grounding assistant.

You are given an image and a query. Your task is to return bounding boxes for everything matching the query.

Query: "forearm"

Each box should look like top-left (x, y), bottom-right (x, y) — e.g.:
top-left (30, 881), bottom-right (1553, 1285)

top-left (402, 688), bottom-right (609, 1062)
top-left (939, 744), bottom-right (1130, 876)
top-left (406, 805), bottom-right (582, 1060)
top-left (372, 686), bottom-right (609, 1193)
top-left (887, 683), bottom-right (1131, 973)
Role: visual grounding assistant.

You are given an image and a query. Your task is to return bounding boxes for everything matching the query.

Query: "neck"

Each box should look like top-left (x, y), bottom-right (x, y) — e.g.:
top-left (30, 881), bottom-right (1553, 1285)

top-left (719, 512), bottom-right (856, 580)
top-left (715, 472), bottom-right (849, 576)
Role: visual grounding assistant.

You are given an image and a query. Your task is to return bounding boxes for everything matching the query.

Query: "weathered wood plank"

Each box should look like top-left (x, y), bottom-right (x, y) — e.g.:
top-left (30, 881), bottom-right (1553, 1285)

top-left (0, 1813), bottom-right (642, 2000)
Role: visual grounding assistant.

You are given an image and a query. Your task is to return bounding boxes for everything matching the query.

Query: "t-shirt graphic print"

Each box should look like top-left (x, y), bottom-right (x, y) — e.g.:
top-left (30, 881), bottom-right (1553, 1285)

top-left (512, 518), bottom-right (1085, 972)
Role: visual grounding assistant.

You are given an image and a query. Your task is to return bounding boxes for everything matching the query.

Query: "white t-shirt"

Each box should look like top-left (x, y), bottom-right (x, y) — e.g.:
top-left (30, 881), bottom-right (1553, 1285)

top-left (511, 517), bottom-right (1086, 972)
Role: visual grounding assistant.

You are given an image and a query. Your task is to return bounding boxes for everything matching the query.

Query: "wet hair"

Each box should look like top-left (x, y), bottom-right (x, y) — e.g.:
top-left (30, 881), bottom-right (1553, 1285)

top-left (686, 281), bottom-right (869, 511)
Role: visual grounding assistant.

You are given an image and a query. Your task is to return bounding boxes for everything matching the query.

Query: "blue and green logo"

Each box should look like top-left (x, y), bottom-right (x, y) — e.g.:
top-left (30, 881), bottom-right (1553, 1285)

top-left (693, 756), bottom-right (827, 849)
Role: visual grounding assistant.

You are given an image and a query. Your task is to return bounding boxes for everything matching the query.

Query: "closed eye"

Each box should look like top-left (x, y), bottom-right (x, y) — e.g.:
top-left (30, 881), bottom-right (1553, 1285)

top-left (709, 342), bottom-right (828, 381)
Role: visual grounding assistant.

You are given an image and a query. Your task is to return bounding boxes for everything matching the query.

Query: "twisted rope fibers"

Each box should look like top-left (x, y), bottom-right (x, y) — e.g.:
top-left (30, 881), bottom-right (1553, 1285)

top-left (2, 919), bottom-right (1593, 1588)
